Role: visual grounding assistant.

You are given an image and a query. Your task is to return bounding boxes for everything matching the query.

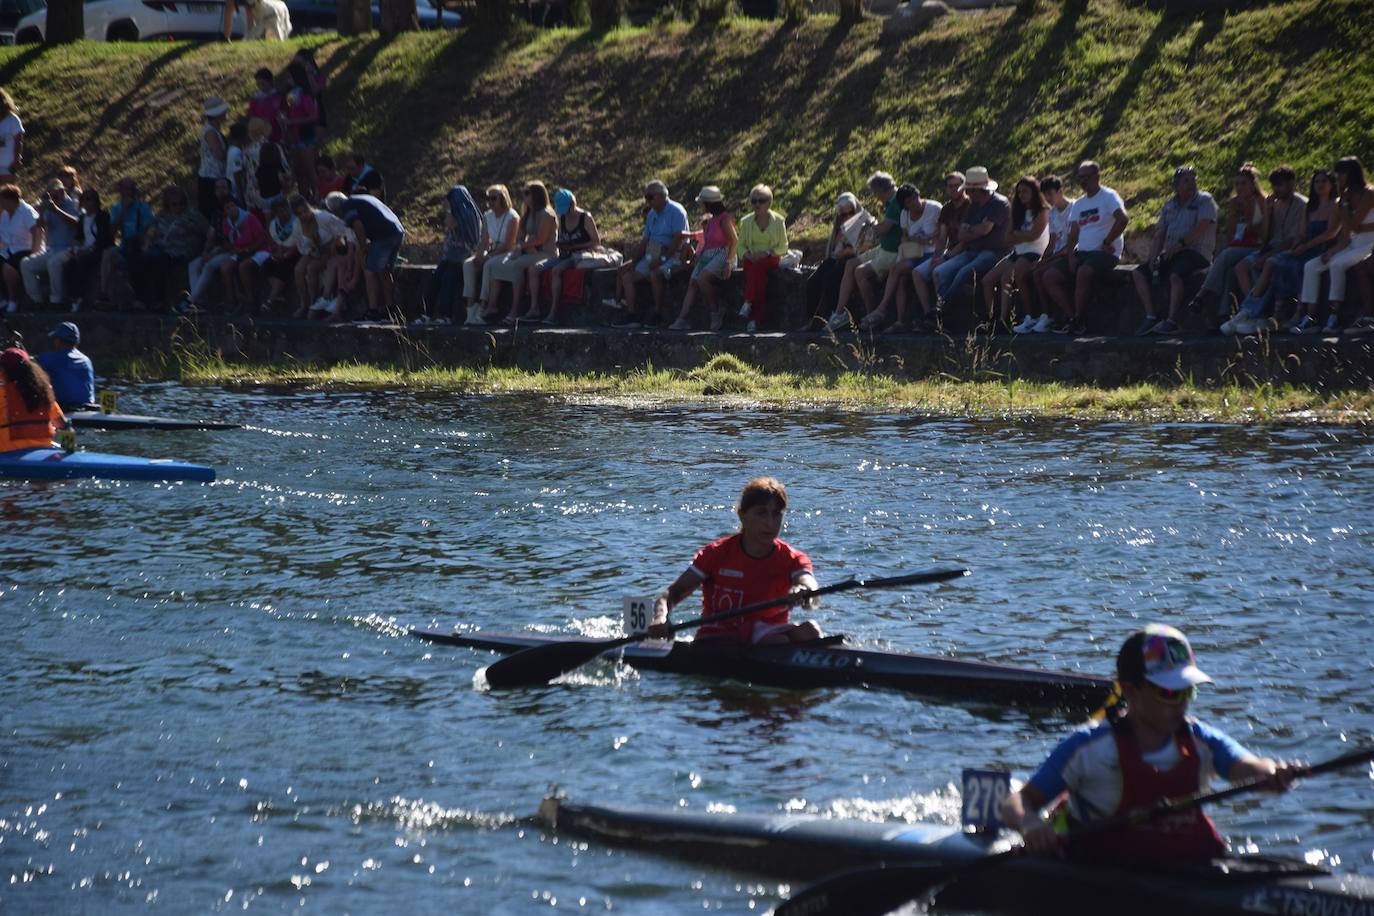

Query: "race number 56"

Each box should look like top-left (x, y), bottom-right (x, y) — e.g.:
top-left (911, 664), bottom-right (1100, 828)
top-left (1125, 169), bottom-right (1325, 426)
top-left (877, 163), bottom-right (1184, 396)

top-left (622, 596), bottom-right (655, 636)
top-left (961, 769), bottom-right (1011, 832)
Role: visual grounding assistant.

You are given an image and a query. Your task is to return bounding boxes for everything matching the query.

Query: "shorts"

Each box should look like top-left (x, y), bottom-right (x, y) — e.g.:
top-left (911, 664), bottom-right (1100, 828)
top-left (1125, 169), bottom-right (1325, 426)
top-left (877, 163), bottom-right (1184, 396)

top-left (1137, 248), bottom-right (1209, 282)
top-left (365, 233), bottom-right (403, 273)
top-left (266, 253), bottom-right (300, 282)
top-left (633, 253), bottom-right (682, 279)
top-left (898, 252), bottom-right (932, 272)
top-left (249, 250), bottom-right (273, 267)
top-left (690, 246), bottom-right (734, 280)
top-left (537, 254), bottom-right (576, 273)
top-left (1, 250), bottom-right (30, 269)
top-left (1073, 250), bottom-right (1120, 273)
top-left (1008, 252), bottom-right (1042, 263)
top-left (751, 620), bottom-right (795, 644)
top-left (857, 246), bottom-right (899, 281)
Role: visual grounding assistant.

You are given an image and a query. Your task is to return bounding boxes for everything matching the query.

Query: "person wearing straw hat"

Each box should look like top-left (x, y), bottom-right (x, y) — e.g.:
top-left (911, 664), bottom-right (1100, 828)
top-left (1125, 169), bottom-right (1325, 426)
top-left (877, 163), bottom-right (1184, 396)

top-left (669, 185), bottom-right (736, 332)
top-left (931, 165), bottom-right (1010, 314)
top-left (197, 97), bottom-right (230, 221)
top-left (999, 624), bottom-right (1300, 864)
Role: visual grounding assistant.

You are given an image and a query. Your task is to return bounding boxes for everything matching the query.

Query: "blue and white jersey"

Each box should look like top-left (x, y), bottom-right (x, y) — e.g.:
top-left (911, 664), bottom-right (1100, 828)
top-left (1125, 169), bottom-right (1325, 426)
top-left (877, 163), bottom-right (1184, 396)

top-left (1027, 718), bottom-right (1251, 823)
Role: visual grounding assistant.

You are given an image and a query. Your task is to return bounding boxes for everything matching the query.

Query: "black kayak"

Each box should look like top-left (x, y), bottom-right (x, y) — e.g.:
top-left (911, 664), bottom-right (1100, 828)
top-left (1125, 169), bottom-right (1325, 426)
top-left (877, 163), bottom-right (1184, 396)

top-left (411, 628), bottom-right (1112, 710)
top-left (537, 796), bottom-right (1374, 916)
top-left (67, 411), bottom-right (239, 431)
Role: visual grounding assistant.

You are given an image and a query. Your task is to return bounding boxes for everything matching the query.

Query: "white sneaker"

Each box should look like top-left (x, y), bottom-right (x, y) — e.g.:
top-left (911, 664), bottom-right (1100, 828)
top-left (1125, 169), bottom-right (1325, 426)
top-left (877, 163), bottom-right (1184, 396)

top-left (70, 300), bottom-right (82, 313)
top-left (668, 318), bottom-right (691, 331)
top-left (746, 320), bottom-right (757, 333)
top-left (1323, 314), bottom-right (1340, 333)
top-left (1032, 314), bottom-right (1052, 333)
top-left (1013, 314), bottom-right (1036, 334)
top-left (465, 303), bottom-right (484, 326)
top-left (1220, 317), bottom-right (1237, 335)
top-left (826, 310), bottom-right (850, 331)
top-left (601, 298), bottom-right (620, 310)
top-left (326, 297), bottom-right (341, 317)
top-left (739, 301), bottom-right (752, 318)
top-left (308, 297), bottom-right (328, 313)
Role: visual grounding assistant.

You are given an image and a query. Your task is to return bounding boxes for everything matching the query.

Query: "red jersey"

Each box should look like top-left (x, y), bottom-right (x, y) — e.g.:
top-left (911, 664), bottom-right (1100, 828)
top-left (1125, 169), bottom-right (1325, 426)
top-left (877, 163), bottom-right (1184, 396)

top-left (690, 534), bottom-right (812, 642)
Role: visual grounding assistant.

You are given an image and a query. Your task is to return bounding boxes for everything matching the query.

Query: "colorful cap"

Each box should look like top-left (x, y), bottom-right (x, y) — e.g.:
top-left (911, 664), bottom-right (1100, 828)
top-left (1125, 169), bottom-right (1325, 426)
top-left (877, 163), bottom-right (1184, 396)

top-left (552, 188), bottom-right (574, 216)
top-left (1118, 624), bottom-right (1213, 691)
top-left (0, 347), bottom-right (30, 372)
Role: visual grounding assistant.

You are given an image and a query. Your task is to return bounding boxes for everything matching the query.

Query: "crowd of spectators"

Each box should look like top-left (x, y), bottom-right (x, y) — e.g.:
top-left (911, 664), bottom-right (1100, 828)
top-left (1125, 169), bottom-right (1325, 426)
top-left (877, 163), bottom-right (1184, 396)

top-left (1, 70), bottom-right (1372, 338)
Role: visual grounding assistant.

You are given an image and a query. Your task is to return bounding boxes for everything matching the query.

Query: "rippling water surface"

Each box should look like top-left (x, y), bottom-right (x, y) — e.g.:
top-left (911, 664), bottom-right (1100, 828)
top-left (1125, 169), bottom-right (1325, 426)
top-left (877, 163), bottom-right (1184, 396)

top-left (3, 385), bottom-right (1372, 913)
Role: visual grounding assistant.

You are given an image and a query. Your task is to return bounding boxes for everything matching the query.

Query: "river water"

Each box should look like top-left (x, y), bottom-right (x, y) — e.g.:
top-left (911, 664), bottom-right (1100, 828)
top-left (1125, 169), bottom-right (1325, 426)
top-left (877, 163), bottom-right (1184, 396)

top-left (3, 384), bottom-right (1372, 914)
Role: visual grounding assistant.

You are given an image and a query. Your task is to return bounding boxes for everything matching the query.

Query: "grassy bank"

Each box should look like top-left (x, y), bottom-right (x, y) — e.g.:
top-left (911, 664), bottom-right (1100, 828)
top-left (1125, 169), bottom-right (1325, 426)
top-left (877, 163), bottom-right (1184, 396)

top-left (111, 352), bottom-right (1374, 424)
top-left (2, 0), bottom-right (1371, 254)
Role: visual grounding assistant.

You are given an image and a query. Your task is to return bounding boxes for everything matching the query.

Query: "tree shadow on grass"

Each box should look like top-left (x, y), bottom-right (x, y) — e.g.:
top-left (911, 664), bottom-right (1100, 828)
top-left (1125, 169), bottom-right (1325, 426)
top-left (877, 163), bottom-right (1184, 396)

top-left (70, 41), bottom-right (203, 162)
top-left (0, 44), bottom-right (49, 87)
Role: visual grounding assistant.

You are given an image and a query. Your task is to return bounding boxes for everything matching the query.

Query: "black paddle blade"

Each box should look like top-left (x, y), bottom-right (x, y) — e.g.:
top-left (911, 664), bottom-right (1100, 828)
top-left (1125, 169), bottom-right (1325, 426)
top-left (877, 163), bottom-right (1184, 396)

top-left (772, 863), bottom-right (949, 916)
top-left (479, 636), bottom-right (630, 690)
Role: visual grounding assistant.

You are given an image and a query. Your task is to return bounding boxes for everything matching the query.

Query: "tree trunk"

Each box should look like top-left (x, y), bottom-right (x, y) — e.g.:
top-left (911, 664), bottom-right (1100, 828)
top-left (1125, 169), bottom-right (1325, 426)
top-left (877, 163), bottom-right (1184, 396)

top-left (337, 0), bottom-right (372, 35)
top-left (837, 0), bottom-right (862, 23)
top-left (379, 0), bottom-right (418, 35)
top-left (45, 0), bottom-right (84, 42)
top-left (474, 0), bottom-right (513, 28)
top-left (588, 0), bottom-right (623, 27)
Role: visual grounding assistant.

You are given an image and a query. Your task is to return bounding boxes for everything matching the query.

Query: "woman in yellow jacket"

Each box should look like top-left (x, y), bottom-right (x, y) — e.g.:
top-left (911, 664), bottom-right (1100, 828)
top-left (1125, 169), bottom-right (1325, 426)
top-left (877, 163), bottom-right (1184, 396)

top-left (735, 184), bottom-right (789, 333)
top-left (0, 347), bottom-right (65, 452)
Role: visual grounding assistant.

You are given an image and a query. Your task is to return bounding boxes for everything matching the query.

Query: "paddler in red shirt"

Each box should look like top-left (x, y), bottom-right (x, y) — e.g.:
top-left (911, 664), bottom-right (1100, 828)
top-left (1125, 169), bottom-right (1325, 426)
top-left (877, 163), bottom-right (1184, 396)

top-left (647, 476), bottom-right (824, 647)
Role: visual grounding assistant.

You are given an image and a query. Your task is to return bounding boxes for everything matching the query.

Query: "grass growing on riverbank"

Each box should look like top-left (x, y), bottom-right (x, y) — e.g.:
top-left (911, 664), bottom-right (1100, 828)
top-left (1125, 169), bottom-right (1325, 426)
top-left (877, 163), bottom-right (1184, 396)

top-left (113, 351), bottom-right (1374, 424)
top-left (2, 0), bottom-right (1370, 254)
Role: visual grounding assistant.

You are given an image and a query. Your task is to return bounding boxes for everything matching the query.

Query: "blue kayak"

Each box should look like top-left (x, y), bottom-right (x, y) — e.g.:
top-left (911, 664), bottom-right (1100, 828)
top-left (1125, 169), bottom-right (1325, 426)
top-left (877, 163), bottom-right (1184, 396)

top-left (0, 447), bottom-right (216, 482)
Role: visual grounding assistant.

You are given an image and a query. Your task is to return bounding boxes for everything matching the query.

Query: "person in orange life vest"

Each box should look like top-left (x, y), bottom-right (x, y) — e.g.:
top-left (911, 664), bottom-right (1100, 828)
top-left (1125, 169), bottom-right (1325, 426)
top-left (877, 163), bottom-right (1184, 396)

top-left (0, 346), bottom-right (66, 452)
top-left (998, 625), bottom-right (1302, 864)
top-left (646, 476), bottom-right (823, 646)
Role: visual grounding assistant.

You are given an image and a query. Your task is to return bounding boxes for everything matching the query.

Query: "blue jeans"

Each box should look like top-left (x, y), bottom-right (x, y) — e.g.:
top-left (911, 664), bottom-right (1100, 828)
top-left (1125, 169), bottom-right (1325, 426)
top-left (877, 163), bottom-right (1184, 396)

top-left (933, 249), bottom-right (1001, 303)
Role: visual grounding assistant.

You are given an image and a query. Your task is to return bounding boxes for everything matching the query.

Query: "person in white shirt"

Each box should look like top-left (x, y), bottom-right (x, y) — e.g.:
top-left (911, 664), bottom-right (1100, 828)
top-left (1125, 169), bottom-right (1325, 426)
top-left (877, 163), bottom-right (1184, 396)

top-left (981, 175), bottom-right (1049, 333)
top-left (1023, 174), bottom-right (1074, 334)
top-left (0, 183), bottom-right (40, 313)
top-left (0, 90), bottom-right (23, 183)
top-left (1038, 161), bottom-right (1127, 336)
top-left (859, 184), bottom-right (941, 332)
top-left (288, 195), bottom-right (356, 319)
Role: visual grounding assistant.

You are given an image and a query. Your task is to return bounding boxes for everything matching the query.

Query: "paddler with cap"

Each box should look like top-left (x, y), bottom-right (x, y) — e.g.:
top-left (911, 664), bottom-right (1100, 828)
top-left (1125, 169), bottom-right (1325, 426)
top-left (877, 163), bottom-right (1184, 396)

top-left (999, 624), bottom-right (1302, 863)
top-left (0, 345), bottom-right (66, 452)
top-left (35, 321), bottom-right (95, 411)
top-left (647, 476), bottom-right (824, 648)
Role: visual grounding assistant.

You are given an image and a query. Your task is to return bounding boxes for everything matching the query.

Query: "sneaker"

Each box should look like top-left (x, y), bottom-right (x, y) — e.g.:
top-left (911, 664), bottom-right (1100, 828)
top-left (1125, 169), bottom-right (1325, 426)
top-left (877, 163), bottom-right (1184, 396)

top-left (1353, 315), bottom-right (1374, 329)
top-left (433, 317), bottom-right (452, 326)
top-left (1013, 314), bottom-right (1037, 334)
top-left (668, 318), bottom-right (691, 331)
top-left (826, 310), bottom-right (850, 331)
top-left (1070, 320), bottom-right (1088, 336)
top-left (601, 297), bottom-right (620, 310)
top-left (410, 315), bottom-right (430, 326)
top-left (1323, 314), bottom-right (1340, 333)
top-left (739, 301), bottom-right (752, 318)
top-left (1232, 316), bottom-right (1262, 336)
top-left (1135, 316), bottom-right (1159, 337)
top-left (1290, 314), bottom-right (1316, 335)
top-left (1149, 319), bottom-right (1180, 335)
top-left (325, 297), bottom-right (341, 317)
top-left (745, 320), bottom-right (757, 334)
top-left (1220, 317), bottom-right (1237, 335)
top-left (1032, 314), bottom-right (1052, 333)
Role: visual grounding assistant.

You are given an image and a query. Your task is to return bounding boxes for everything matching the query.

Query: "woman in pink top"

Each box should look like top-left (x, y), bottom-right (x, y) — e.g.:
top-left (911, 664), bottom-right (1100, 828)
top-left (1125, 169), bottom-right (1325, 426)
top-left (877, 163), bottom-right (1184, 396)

top-left (246, 68), bottom-right (284, 143)
top-left (669, 185), bottom-right (736, 332)
top-left (278, 63), bottom-right (320, 206)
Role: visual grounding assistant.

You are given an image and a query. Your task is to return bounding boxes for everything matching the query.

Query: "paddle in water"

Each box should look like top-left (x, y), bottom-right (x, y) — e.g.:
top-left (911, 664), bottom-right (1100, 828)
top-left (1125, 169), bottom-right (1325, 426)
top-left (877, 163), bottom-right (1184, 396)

top-left (478, 567), bottom-right (971, 690)
top-left (771, 744), bottom-right (1374, 916)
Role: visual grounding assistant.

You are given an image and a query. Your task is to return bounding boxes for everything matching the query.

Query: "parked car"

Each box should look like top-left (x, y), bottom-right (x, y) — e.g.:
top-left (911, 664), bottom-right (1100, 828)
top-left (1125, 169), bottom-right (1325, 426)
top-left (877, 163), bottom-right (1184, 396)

top-left (286, 0), bottom-right (460, 34)
top-left (7, 0), bottom-right (249, 43)
top-left (0, 0), bottom-right (51, 42)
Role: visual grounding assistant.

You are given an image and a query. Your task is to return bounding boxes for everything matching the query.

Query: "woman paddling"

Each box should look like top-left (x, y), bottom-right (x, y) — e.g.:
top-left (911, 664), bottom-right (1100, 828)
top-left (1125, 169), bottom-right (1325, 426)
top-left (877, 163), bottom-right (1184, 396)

top-left (0, 346), bottom-right (65, 453)
top-left (999, 625), bottom-right (1301, 864)
top-left (647, 477), bottom-right (823, 647)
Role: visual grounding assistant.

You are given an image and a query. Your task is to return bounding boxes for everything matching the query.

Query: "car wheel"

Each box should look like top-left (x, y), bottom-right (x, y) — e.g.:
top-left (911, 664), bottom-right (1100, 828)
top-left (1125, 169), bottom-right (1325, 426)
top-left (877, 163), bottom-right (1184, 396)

top-left (106, 20), bottom-right (140, 41)
top-left (15, 27), bottom-right (42, 43)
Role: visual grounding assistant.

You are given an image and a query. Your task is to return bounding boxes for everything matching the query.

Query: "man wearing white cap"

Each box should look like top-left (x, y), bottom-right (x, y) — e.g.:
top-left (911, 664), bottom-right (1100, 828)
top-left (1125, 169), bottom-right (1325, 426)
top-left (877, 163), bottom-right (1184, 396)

top-left (999, 624), bottom-right (1299, 864)
top-left (931, 166), bottom-right (1009, 310)
top-left (198, 98), bottom-right (230, 221)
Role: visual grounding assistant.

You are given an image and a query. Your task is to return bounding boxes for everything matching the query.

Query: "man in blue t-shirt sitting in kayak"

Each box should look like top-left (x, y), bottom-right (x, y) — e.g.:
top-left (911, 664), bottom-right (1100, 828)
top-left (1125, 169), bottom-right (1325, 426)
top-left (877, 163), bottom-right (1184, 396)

top-left (35, 321), bottom-right (95, 411)
top-left (999, 624), bottom-right (1300, 864)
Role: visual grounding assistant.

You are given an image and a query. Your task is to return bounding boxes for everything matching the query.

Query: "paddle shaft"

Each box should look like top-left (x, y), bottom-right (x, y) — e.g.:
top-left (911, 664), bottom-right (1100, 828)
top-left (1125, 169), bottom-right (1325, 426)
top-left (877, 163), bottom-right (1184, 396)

top-left (772, 745), bottom-right (1374, 916)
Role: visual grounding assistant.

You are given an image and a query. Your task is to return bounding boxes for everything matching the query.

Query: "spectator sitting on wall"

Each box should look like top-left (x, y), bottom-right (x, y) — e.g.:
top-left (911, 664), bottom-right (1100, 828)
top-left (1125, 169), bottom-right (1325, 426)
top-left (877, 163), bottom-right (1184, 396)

top-left (289, 195), bottom-right (356, 320)
top-left (607, 179), bottom-right (689, 329)
top-left (1183, 162), bottom-right (1267, 326)
top-left (0, 184), bottom-right (39, 314)
top-left (735, 184), bottom-right (788, 334)
top-left (911, 171), bottom-right (970, 332)
top-left (860, 183), bottom-right (939, 333)
top-left (343, 154), bottom-right (385, 201)
top-left (668, 185), bottom-right (737, 333)
top-left (527, 188), bottom-right (619, 326)
top-left (804, 192), bottom-right (873, 331)
top-left (1133, 166), bottom-right (1218, 336)
top-left (325, 190), bottom-right (404, 322)
top-left (102, 178), bottom-right (154, 308)
top-left (462, 184), bottom-right (519, 326)
top-left (489, 180), bottom-right (558, 324)
top-left (139, 187), bottom-right (209, 310)
top-left (828, 171), bottom-right (903, 331)
top-left (1232, 165), bottom-right (1308, 311)
top-left (414, 185), bottom-right (482, 326)
top-left (1039, 160), bottom-right (1128, 336)
top-left (1292, 156), bottom-right (1374, 334)
top-left (931, 166), bottom-right (1011, 322)
top-left (183, 198), bottom-right (268, 313)
top-left (21, 179), bottom-right (81, 310)
top-left (62, 188), bottom-right (114, 313)
top-left (979, 174), bottom-right (1047, 334)
top-left (1228, 169), bottom-right (1334, 336)
top-left (35, 321), bottom-right (94, 411)
top-left (241, 197), bottom-right (299, 313)
top-left (1021, 174), bottom-right (1074, 335)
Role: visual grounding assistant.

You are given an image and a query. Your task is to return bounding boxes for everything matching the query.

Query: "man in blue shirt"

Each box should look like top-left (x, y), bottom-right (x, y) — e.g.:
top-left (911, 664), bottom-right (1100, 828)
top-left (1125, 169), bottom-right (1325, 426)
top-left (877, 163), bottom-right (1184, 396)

top-left (36, 321), bottom-right (96, 410)
top-left (21, 179), bottom-right (81, 307)
top-left (326, 191), bottom-right (404, 322)
top-left (607, 179), bottom-right (688, 328)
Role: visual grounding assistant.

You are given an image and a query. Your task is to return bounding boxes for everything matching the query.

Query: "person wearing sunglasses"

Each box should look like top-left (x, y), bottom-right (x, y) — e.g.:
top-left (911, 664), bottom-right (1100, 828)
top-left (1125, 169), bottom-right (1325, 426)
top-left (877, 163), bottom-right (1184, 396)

top-left (999, 624), bottom-right (1300, 864)
top-left (734, 184), bottom-right (789, 333)
top-left (606, 180), bottom-right (688, 329)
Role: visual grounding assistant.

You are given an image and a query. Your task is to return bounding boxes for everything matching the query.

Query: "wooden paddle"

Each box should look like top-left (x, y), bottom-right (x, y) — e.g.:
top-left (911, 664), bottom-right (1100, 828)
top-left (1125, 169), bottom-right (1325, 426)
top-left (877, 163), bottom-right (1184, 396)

top-left (771, 744), bottom-right (1374, 916)
top-left (478, 567), bottom-right (971, 690)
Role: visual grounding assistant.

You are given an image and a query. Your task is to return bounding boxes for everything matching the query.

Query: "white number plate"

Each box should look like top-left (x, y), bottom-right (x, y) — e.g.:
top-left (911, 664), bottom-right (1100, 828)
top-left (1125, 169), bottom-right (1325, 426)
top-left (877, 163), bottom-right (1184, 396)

top-left (961, 769), bottom-right (1010, 832)
top-left (622, 596), bottom-right (655, 637)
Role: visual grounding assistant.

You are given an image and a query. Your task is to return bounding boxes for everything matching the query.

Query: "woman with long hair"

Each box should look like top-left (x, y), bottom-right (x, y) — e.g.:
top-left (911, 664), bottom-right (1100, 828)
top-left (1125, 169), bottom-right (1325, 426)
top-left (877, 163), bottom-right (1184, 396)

top-left (1186, 162), bottom-right (1267, 319)
top-left (1293, 156), bottom-right (1374, 333)
top-left (279, 63), bottom-right (320, 204)
top-left (488, 180), bottom-right (557, 323)
top-left (0, 347), bottom-right (64, 452)
top-left (1225, 170), bottom-right (1336, 334)
top-left (463, 184), bottom-right (519, 325)
top-left (979, 175), bottom-right (1048, 333)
